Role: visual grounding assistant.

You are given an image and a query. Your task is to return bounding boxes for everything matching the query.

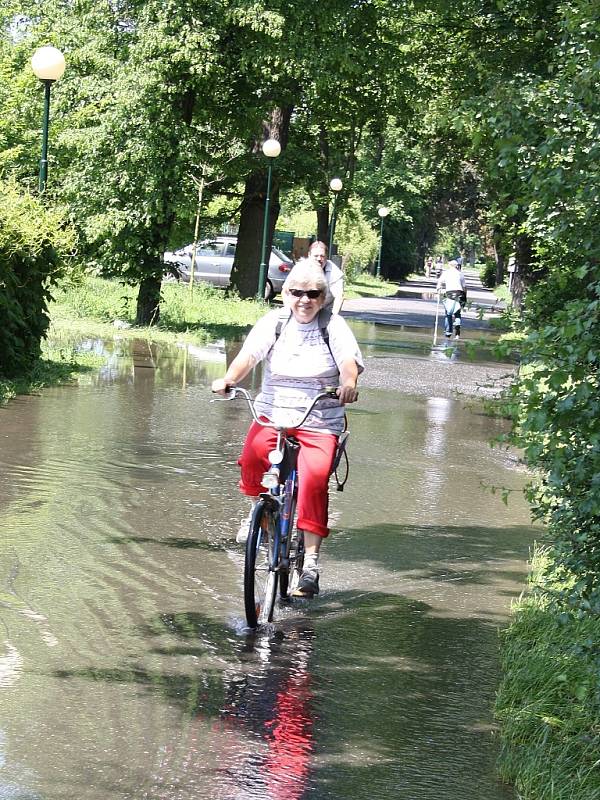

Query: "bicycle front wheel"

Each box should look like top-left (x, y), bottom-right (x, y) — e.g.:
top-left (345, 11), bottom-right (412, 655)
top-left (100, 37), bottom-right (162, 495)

top-left (244, 502), bottom-right (278, 628)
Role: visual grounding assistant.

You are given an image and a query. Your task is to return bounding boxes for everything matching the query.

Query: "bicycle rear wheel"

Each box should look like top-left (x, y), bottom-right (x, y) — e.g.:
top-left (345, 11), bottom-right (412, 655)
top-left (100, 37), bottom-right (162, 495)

top-left (244, 502), bottom-right (278, 628)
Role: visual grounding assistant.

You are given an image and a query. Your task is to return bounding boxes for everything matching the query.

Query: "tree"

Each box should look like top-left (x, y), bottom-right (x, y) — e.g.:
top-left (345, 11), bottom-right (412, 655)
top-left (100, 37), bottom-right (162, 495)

top-left (16, 0), bottom-right (259, 322)
top-left (227, 0), bottom-right (413, 295)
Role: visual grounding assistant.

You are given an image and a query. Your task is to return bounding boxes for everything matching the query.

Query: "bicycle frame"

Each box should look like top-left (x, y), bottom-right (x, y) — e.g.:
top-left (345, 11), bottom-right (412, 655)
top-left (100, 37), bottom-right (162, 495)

top-left (249, 429), bottom-right (299, 583)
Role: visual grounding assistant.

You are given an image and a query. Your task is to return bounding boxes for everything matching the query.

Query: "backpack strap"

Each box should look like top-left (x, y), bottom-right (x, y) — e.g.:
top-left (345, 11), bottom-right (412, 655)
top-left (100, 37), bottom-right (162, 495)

top-left (272, 307), bottom-right (292, 352)
top-left (317, 306), bottom-right (333, 356)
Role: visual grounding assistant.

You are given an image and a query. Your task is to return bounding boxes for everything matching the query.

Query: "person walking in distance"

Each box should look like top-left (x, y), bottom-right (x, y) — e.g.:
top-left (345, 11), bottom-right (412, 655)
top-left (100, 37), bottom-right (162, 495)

top-left (436, 259), bottom-right (467, 339)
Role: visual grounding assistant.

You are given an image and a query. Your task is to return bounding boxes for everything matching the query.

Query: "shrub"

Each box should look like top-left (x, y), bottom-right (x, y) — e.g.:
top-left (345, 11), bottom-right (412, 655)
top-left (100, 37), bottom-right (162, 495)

top-left (479, 257), bottom-right (496, 288)
top-left (0, 180), bottom-right (75, 377)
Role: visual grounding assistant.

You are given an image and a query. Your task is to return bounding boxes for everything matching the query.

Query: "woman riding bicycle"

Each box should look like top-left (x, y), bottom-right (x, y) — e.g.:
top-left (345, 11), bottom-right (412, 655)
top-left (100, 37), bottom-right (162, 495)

top-left (211, 259), bottom-right (363, 597)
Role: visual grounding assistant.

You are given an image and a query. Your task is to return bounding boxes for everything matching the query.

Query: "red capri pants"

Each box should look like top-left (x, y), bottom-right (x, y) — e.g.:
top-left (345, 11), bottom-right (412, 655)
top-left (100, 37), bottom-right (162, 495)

top-left (238, 421), bottom-right (338, 538)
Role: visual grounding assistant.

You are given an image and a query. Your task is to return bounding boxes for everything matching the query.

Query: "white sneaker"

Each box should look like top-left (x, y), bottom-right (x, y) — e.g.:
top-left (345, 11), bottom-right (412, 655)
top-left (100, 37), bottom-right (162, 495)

top-left (236, 512), bottom-right (253, 544)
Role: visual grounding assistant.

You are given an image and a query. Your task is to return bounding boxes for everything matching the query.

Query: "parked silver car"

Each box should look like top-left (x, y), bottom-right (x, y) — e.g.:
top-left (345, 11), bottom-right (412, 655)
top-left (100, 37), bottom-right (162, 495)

top-left (163, 235), bottom-right (293, 300)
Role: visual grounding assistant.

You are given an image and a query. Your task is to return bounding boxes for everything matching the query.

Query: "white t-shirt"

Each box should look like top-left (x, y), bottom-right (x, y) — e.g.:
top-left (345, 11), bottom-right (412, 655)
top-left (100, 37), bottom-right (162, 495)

top-left (437, 267), bottom-right (466, 293)
top-left (238, 309), bottom-right (364, 434)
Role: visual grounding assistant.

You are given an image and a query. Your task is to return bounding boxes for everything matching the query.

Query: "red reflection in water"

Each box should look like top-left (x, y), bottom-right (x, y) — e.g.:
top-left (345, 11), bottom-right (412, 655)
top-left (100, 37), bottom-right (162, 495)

top-left (263, 666), bottom-right (313, 799)
top-left (143, 632), bottom-right (316, 799)
top-left (209, 631), bottom-right (316, 799)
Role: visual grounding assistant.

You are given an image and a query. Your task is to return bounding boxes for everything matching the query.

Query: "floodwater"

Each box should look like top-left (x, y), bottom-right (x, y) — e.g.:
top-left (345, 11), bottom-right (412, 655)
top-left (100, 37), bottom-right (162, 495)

top-left (349, 319), bottom-right (515, 365)
top-left (0, 328), bottom-right (535, 800)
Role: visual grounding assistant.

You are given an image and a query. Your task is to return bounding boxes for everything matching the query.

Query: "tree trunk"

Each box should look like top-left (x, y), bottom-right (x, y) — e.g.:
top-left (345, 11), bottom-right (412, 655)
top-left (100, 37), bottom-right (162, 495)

top-left (131, 87), bottom-right (193, 326)
top-left (415, 244), bottom-right (426, 273)
top-left (317, 205), bottom-right (329, 243)
top-left (316, 125), bottom-right (332, 245)
top-left (135, 271), bottom-right (162, 326)
top-left (229, 171), bottom-right (281, 298)
top-left (510, 233), bottom-right (535, 311)
top-left (492, 226), bottom-right (505, 286)
top-left (230, 105), bottom-right (293, 299)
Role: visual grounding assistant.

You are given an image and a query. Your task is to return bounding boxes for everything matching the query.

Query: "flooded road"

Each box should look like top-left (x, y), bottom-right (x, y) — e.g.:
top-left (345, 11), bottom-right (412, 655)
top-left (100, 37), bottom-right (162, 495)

top-left (0, 328), bottom-right (534, 799)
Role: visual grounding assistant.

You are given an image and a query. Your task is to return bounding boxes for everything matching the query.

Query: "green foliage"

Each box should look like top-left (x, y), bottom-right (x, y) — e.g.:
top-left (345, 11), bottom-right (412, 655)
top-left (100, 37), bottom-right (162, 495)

top-left (479, 258), bottom-right (497, 288)
top-left (352, 121), bottom-right (435, 278)
top-left (278, 189), bottom-right (319, 237)
top-left (279, 192), bottom-right (380, 280)
top-left (334, 199), bottom-right (379, 280)
top-left (510, 283), bottom-right (600, 611)
top-left (0, 179), bottom-right (74, 376)
top-left (499, 0), bottom-right (600, 613)
top-left (496, 548), bottom-right (600, 800)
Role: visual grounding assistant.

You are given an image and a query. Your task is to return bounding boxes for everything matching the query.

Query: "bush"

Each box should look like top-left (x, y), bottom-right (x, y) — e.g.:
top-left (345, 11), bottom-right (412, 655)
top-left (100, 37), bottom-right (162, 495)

top-left (0, 180), bottom-right (74, 377)
top-left (479, 257), bottom-right (496, 288)
top-left (509, 276), bottom-right (600, 612)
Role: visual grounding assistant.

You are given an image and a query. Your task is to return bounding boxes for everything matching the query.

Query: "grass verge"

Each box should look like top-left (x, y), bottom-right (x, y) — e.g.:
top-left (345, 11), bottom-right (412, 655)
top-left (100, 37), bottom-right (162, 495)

top-left (48, 271), bottom-right (399, 345)
top-left (344, 272), bottom-right (398, 299)
top-left (49, 275), bottom-right (265, 346)
top-left (495, 547), bottom-right (600, 800)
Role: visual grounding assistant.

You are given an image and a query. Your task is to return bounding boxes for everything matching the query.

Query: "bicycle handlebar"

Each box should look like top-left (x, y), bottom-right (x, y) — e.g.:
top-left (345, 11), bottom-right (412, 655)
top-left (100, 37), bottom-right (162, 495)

top-left (216, 386), bottom-right (339, 430)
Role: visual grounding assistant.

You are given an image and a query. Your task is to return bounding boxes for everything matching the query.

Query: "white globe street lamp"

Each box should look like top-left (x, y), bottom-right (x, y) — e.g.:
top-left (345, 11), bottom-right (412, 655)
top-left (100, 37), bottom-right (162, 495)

top-left (31, 46), bottom-right (66, 192)
top-left (376, 206), bottom-right (390, 277)
top-left (328, 177), bottom-right (343, 253)
top-left (262, 138), bottom-right (281, 159)
top-left (257, 138), bottom-right (282, 299)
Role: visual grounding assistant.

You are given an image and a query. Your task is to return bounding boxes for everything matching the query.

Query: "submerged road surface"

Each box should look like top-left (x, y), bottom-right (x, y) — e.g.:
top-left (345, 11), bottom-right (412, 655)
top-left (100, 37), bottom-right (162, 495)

top-left (0, 317), bottom-right (534, 800)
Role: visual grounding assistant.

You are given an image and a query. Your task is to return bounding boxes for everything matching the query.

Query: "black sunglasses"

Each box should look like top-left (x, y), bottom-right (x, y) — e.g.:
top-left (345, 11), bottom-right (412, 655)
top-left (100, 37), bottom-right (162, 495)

top-left (289, 289), bottom-right (322, 299)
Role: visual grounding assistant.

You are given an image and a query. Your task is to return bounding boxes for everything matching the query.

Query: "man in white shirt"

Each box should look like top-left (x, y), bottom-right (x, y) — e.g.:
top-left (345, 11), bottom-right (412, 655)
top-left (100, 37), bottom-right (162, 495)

top-left (436, 260), bottom-right (467, 339)
top-left (306, 241), bottom-right (345, 314)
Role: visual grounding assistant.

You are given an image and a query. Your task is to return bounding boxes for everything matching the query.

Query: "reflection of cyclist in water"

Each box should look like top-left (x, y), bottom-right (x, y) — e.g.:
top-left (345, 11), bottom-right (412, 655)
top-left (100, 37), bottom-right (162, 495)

top-left (212, 627), bottom-right (316, 800)
top-left (138, 626), bottom-right (317, 799)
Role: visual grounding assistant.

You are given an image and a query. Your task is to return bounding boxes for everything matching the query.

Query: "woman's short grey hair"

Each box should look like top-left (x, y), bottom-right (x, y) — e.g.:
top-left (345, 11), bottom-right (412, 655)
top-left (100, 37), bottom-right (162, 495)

top-left (282, 258), bottom-right (331, 304)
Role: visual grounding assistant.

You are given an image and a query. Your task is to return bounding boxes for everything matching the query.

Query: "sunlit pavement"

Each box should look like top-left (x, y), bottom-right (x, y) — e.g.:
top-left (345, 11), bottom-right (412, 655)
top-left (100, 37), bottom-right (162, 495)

top-left (341, 269), bottom-right (503, 331)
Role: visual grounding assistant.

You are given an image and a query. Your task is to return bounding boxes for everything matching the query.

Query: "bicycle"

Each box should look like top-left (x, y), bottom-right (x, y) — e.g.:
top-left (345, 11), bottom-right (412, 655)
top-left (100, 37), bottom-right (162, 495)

top-left (215, 386), bottom-right (343, 628)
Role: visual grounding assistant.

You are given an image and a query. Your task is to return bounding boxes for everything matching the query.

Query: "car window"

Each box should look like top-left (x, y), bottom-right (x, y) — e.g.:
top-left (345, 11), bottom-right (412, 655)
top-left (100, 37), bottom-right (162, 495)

top-left (271, 246), bottom-right (292, 261)
top-left (197, 242), bottom-right (222, 257)
top-left (225, 242), bottom-right (236, 257)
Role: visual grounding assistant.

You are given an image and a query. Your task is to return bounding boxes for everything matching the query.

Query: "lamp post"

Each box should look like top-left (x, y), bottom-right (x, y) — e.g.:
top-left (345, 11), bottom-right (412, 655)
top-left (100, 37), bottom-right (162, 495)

top-left (31, 46), bottom-right (66, 193)
top-left (376, 206), bottom-right (390, 278)
top-left (328, 177), bottom-right (343, 254)
top-left (257, 137), bottom-right (281, 299)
